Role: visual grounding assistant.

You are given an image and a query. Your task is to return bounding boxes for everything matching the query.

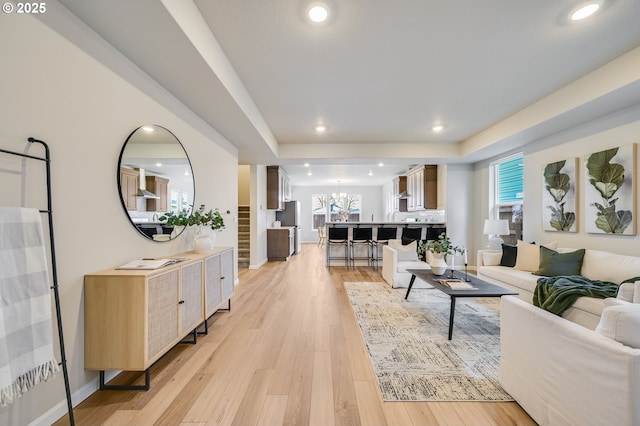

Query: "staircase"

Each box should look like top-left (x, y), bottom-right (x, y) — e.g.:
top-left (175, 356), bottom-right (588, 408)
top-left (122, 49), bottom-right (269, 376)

top-left (238, 205), bottom-right (250, 268)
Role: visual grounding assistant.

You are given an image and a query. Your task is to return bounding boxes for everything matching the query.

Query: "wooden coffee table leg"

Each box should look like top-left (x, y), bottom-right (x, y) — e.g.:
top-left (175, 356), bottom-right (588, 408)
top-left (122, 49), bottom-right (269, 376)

top-left (448, 296), bottom-right (456, 340)
top-left (405, 274), bottom-right (416, 299)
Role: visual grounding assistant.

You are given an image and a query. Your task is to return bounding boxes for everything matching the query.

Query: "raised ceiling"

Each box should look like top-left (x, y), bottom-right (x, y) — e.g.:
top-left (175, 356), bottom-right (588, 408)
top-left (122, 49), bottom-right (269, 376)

top-left (55, 0), bottom-right (640, 185)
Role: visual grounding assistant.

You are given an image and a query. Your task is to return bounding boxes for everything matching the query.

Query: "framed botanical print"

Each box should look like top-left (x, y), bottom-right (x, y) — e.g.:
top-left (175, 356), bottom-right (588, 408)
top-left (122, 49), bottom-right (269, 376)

top-left (542, 158), bottom-right (578, 232)
top-left (584, 144), bottom-right (636, 235)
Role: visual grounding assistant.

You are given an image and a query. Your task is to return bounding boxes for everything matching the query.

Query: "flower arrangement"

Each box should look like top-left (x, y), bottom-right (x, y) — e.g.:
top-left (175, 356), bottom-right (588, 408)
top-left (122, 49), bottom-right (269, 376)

top-left (418, 232), bottom-right (462, 257)
top-left (160, 204), bottom-right (230, 231)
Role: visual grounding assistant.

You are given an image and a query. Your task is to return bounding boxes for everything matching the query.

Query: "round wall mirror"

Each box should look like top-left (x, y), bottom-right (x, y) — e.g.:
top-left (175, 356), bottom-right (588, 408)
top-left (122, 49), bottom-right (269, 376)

top-left (117, 125), bottom-right (195, 241)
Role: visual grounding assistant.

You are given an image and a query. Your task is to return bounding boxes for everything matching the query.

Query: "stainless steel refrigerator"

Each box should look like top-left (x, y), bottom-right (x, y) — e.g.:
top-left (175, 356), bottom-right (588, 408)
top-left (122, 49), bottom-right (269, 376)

top-left (276, 200), bottom-right (301, 254)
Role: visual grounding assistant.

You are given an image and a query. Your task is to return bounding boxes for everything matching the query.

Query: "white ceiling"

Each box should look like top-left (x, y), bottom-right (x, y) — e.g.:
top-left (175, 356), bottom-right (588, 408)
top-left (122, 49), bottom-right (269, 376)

top-left (55, 0), bottom-right (640, 186)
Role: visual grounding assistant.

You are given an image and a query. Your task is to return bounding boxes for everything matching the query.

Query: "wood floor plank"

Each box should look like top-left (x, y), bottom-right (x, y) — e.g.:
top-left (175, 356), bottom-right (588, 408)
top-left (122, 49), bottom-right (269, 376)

top-left (56, 244), bottom-right (535, 426)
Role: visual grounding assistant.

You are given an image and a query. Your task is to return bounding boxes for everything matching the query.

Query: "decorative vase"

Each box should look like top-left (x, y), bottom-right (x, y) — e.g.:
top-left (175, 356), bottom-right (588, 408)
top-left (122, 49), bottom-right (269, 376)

top-left (429, 253), bottom-right (448, 275)
top-left (192, 228), bottom-right (215, 253)
top-left (171, 225), bottom-right (185, 239)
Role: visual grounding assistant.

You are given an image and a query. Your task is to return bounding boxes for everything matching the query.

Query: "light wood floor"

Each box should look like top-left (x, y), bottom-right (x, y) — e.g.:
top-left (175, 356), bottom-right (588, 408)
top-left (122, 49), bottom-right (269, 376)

top-left (56, 244), bottom-right (536, 425)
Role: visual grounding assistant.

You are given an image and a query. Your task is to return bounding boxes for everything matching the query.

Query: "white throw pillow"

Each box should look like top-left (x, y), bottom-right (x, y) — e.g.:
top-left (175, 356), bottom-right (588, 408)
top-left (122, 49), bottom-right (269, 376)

top-left (635, 281), bottom-right (640, 304)
top-left (482, 252), bottom-right (502, 266)
top-left (595, 304), bottom-right (640, 348)
top-left (389, 239), bottom-right (418, 262)
top-left (513, 241), bottom-right (558, 272)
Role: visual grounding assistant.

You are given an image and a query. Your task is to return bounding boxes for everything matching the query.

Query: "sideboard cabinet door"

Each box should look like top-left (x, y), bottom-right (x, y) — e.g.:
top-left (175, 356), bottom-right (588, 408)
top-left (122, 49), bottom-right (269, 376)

top-left (147, 270), bottom-right (180, 361)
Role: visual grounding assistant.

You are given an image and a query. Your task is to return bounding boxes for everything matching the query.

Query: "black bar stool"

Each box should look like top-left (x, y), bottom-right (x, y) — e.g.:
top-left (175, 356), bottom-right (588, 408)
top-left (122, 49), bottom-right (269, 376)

top-left (350, 227), bottom-right (373, 268)
top-left (326, 226), bottom-right (349, 269)
top-left (371, 227), bottom-right (398, 269)
top-left (401, 226), bottom-right (423, 243)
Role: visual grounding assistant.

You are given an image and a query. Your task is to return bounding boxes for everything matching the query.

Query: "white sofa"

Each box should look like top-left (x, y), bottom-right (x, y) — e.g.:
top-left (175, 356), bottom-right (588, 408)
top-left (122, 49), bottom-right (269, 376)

top-left (477, 247), bottom-right (640, 329)
top-left (501, 296), bottom-right (640, 426)
top-left (477, 244), bottom-right (640, 425)
top-left (381, 239), bottom-right (430, 288)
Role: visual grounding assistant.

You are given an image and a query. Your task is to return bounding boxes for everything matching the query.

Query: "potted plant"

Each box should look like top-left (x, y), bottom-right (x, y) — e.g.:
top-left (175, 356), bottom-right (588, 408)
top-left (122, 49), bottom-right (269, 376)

top-left (418, 233), bottom-right (463, 275)
top-left (160, 204), bottom-right (230, 252)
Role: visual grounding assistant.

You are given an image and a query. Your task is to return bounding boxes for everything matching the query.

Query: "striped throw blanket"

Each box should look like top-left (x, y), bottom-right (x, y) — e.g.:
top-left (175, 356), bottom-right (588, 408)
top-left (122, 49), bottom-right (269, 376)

top-left (0, 207), bottom-right (59, 406)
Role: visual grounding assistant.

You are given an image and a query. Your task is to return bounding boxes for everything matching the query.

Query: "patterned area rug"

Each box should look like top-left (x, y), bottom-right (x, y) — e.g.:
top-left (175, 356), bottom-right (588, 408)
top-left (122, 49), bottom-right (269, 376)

top-left (344, 281), bottom-right (512, 401)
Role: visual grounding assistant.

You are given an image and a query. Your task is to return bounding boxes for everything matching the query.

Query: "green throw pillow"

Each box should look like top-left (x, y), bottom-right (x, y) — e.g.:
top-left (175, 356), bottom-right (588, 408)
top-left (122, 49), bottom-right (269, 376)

top-left (534, 246), bottom-right (586, 277)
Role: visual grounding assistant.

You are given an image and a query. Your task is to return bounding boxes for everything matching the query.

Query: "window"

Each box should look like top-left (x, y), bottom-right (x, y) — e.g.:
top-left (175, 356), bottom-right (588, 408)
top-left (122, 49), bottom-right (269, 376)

top-left (312, 193), bottom-right (361, 229)
top-left (490, 153), bottom-right (524, 244)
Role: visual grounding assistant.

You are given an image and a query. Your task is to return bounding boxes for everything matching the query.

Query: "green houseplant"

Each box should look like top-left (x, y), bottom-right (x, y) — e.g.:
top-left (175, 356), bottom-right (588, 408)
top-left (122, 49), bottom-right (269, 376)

top-left (418, 233), bottom-right (463, 276)
top-left (160, 204), bottom-right (230, 253)
top-left (160, 204), bottom-right (229, 231)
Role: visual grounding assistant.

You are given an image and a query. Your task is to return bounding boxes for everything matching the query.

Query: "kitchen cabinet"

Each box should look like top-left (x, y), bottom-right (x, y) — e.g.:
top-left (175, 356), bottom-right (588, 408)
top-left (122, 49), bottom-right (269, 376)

top-left (120, 167), bottom-right (139, 211)
top-left (84, 247), bottom-right (234, 388)
top-left (267, 227), bottom-right (294, 261)
top-left (145, 175), bottom-right (169, 212)
top-left (407, 165), bottom-right (437, 211)
top-left (393, 176), bottom-right (408, 212)
top-left (267, 165), bottom-right (290, 210)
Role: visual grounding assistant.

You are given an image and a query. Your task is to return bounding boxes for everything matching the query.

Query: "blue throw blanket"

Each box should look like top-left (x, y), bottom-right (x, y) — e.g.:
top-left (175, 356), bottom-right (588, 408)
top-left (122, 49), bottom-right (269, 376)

top-left (533, 275), bottom-right (619, 316)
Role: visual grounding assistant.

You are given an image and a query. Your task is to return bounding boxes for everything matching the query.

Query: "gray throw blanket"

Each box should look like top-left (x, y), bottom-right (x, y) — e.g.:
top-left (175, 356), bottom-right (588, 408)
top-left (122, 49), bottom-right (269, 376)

top-left (0, 207), bottom-right (59, 406)
top-left (533, 275), bottom-right (619, 316)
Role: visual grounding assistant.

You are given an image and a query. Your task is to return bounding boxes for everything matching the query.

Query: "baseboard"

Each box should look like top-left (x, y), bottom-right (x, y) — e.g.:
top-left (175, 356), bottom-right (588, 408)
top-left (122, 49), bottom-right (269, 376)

top-left (29, 370), bottom-right (120, 426)
top-left (249, 258), bottom-right (268, 269)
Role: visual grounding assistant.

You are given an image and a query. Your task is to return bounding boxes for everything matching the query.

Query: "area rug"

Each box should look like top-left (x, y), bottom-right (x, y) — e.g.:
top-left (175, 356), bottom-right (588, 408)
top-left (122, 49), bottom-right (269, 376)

top-left (344, 281), bottom-right (512, 401)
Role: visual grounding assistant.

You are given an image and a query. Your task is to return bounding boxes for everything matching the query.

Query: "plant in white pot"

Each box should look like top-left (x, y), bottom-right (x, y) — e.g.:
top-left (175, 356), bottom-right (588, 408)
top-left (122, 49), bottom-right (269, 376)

top-left (160, 204), bottom-right (229, 253)
top-left (418, 233), bottom-right (463, 275)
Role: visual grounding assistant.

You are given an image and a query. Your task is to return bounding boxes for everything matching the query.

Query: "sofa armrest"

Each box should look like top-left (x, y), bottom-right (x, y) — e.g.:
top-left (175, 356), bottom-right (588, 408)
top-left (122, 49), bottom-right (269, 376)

top-left (477, 249), bottom-right (501, 267)
top-left (382, 245), bottom-right (397, 285)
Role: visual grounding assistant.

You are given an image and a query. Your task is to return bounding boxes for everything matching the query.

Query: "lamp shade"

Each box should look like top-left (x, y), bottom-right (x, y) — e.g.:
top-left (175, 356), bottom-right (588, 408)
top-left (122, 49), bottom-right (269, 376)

top-left (483, 219), bottom-right (510, 236)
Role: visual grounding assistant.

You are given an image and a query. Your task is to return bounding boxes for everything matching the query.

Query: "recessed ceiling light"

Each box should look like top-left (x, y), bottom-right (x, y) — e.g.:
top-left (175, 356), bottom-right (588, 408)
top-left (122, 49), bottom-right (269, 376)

top-left (378, 163), bottom-right (384, 167)
top-left (156, 163), bottom-right (162, 167)
top-left (304, 163), bottom-right (310, 167)
top-left (368, 170), bottom-right (373, 176)
top-left (315, 125), bottom-right (327, 133)
top-left (570, 2), bottom-right (602, 21)
top-left (432, 125), bottom-right (444, 132)
top-left (307, 171), bottom-right (312, 176)
top-left (308, 4), bottom-right (329, 23)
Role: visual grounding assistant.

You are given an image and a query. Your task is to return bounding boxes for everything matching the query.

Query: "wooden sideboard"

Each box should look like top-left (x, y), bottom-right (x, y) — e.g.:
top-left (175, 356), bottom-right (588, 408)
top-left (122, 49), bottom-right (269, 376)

top-left (84, 247), bottom-right (234, 389)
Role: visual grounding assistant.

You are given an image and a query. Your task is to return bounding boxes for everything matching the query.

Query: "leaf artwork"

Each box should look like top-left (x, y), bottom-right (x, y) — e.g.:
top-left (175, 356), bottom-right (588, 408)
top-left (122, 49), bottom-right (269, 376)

top-left (543, 160), bottom-right (575, 231)
top-left (586, 148), bottom-right (632, 233)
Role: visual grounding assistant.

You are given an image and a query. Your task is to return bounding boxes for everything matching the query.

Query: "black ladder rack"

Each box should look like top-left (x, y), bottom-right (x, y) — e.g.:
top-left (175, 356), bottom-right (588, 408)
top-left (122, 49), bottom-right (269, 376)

top-left (0, 138), bottom-right (74, 425)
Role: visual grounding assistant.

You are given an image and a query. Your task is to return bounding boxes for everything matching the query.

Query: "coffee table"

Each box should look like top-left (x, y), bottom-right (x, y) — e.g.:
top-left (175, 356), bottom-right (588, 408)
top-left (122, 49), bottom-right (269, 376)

top-left (405, 269), bottom-right (518, 340)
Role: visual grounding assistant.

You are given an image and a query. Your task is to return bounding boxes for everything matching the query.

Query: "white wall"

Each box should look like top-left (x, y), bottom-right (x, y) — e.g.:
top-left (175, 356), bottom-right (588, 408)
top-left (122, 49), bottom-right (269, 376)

top-left (250, 165), bottom-right (269, 268)
top-left (291, 185), bottom-right (384, 243)
top-left (0, 12), bottom-right (237, 425)
top-left (238, 165), bottom-right (250, 205)
top-left (471, 105), bottom-right (640, 262)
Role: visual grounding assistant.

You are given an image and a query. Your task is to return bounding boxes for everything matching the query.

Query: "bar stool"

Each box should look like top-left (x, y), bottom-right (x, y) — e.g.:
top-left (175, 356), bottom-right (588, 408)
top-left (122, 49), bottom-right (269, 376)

top-left (371, 227), bottom-right (398, 270)
top-left (350, 227), bottom-right (373, 268)
top-left (401, 226), bottom-right (423, 243)
top-left (326, 226), bottom-right (349, 269)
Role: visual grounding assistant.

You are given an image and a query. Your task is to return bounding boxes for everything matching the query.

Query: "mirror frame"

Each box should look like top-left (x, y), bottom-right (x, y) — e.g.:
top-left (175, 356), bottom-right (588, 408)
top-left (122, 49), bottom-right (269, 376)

top-left (117, 125), bottom-right (195, 242)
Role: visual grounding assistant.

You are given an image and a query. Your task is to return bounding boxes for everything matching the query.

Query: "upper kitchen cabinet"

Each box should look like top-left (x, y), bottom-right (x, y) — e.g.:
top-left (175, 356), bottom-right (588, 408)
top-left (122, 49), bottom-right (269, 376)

top-left (120, 168), bottom-right (139, 211)
top-left (407, 165), bottom-right (437, 211)
top-left (393, 176), bottom-right (408, 212)
top-left (145, 175), bottom-right (169, 212)
top-left (267, 166), bottom-right (290, 210)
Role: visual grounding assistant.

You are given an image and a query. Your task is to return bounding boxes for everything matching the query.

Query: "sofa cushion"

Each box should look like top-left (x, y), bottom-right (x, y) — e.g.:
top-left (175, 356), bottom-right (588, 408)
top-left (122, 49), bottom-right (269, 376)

top-left (500, 244), bottom-right (517, 267)
top-left (514, 241), bottom-right (558, 272)
top-left (396, 260), bottom-right (429, 274)
top-left (535, 246), bottom-right (585, 277)
top-left (478, 266), bottom-right (539, 294)
top-left (581, 249), bottom-right (640, 284)
top-left (595, 304), bottom-right (640, 348)
top-left (389, 239), bottom-right (418, 261)
top-left (617, 282), bottom-right (635, 303)
top-left (635, 281), bottom-right (640, 304)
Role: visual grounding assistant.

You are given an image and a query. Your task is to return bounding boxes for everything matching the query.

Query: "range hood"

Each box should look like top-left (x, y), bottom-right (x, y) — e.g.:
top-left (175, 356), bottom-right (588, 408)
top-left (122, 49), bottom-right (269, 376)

top-left (136, 168), bottom-right (160, 199)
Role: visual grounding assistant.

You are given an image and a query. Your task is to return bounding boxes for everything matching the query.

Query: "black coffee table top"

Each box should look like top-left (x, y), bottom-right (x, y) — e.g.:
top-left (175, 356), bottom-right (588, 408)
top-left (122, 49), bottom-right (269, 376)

top-left (406, 269), bottom-right (519, 298)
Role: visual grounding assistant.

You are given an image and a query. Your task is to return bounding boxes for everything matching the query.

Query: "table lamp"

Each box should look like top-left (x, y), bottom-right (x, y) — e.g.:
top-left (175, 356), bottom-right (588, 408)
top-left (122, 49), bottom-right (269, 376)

top-left (483, 219), bottom-right (509, 250)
